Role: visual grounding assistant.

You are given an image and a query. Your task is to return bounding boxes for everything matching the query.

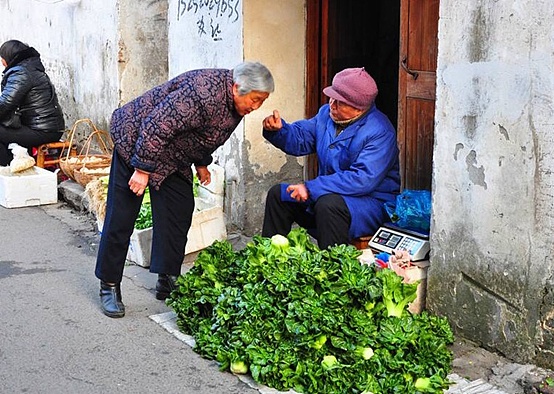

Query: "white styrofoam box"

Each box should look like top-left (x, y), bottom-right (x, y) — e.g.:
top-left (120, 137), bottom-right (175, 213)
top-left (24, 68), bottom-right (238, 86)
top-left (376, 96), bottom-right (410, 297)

top-left (195, 163), bottom-right (224, 207)
top-left (126, 198), bottom-right (227, 268)
top-left (184, 204), bottom-right (226, 255)
top-left (0, 166), bottom-right (57, 208)
top-left (127, 227), bottom-right (153, 268)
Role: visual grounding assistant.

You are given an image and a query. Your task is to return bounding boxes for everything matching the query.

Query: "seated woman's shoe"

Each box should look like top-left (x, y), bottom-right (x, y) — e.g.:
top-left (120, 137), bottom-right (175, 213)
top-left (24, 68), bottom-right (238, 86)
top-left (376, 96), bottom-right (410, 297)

top-left (100, 281), bottom-right (125, 318)
top-left (155, 274), bottom-right (178, 300)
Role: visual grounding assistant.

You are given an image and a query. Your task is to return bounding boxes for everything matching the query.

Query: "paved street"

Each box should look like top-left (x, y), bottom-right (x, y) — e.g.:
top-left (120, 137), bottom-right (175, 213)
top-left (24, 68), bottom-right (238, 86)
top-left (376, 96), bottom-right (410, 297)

top-left (0, 202), bottom-right (259, 394)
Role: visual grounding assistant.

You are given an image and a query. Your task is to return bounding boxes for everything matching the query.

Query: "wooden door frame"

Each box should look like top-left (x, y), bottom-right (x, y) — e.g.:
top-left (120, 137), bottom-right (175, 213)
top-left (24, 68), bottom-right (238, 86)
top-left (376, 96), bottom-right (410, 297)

top-left (397, 0), bottom-right (439, 190)
top-left (304, 0), bottom-right (328, 180)
top-left (306, 0), bottom-right (329, 118)
top-left (307, 0), bottom-right (438, 190)
top-left (397, 0), bottom-right (409, 189)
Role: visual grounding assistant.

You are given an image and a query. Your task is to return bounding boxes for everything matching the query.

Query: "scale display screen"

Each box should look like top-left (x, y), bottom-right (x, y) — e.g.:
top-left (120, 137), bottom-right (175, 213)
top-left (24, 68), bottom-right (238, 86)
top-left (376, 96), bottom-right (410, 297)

top-left (369, 225), bottom-right (430, 261)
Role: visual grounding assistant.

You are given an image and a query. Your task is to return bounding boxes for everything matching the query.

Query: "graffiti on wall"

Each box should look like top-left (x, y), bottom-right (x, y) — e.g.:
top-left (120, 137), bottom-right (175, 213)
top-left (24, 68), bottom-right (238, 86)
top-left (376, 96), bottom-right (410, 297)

top-left (176, 0), bottom-right (241, 41)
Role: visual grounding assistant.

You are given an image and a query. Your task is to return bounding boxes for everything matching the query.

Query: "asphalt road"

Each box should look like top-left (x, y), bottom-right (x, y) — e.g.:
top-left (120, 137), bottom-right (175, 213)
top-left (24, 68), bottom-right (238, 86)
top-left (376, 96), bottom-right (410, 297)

top-left (0, 202), bottom-right (259, 394)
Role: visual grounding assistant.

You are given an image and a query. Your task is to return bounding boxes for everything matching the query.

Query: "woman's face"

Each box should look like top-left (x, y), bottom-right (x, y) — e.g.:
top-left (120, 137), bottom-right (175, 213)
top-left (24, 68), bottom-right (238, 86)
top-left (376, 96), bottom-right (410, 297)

top-left (232, 84), bottom-right (270, 116)
top-left (0, 58), bottom-right (6, 68)
top-left (328, 97), bottom-right (363, 122)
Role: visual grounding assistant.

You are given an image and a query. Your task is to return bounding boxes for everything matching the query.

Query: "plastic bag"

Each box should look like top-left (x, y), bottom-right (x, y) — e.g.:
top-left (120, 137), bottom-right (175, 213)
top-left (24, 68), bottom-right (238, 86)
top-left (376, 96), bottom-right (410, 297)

top-left (385, 189), bottom-right (432, 232)
top-left (8, 143), bottom-right (36, 173)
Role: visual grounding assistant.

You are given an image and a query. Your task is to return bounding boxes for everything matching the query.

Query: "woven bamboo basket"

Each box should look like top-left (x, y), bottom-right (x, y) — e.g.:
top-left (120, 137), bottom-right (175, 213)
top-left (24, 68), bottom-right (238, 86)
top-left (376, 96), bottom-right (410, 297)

top-left (74, 165), bottom-right (110, 187)
top-left (59, 119), bottom-right (113, 181)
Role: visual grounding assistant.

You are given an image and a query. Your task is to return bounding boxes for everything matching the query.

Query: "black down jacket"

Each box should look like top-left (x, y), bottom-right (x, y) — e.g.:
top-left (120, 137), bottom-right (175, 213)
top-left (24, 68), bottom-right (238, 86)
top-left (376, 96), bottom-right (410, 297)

top-left (0, 56), bottom-right (65, 132)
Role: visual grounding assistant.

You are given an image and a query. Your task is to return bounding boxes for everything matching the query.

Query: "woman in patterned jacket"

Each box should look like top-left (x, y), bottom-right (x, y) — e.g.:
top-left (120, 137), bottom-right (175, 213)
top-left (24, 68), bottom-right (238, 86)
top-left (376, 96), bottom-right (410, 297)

top-left (95, 61), bottom-right (274, 318)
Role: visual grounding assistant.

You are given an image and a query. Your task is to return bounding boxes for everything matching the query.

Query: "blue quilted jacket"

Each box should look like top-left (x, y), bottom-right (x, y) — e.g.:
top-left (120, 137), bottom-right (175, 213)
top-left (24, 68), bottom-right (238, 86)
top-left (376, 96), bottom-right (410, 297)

top-left (263, 104), bottom-right (401, 239)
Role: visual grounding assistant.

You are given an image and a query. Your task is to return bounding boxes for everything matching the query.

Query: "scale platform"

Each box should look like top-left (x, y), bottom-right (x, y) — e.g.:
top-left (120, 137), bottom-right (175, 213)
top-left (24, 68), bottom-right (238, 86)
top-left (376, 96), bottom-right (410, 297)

top-left (368, 223), bottom-right (430, 261)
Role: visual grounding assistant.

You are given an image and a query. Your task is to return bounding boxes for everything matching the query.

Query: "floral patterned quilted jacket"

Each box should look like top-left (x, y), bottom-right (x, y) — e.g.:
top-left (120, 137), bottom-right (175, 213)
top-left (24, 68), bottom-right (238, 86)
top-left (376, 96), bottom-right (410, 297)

top-left (110, 68), bottom-right (242, 189)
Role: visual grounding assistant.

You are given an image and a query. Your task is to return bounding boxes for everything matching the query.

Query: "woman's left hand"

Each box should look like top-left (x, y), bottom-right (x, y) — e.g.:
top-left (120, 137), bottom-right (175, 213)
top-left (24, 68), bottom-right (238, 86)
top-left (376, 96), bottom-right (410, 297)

top-left (286, 183), bottom-right (309, 202)
top-left (196, 166), bottom-right (211, 185)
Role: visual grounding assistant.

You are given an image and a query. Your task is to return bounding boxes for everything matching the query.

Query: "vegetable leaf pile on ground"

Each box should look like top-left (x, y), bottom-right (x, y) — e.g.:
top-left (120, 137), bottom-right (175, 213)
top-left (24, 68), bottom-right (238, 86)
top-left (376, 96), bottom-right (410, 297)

top-left (167, 228), bottom-right (454, 393)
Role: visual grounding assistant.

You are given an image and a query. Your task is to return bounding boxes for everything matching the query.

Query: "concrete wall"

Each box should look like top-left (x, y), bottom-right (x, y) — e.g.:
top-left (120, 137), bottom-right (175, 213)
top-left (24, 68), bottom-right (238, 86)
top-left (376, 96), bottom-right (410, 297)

top-left (167, 0), bottom-right (243, 75)
top-left (429, 0), bottom-right (554, 366)
top-left (167, 0), bottom-right (244, 232)
top-left (0, 0), bottom-right (119, 131)
top-left (0, 0), bottom-right (167, 137)
top-left (241, 0), bottom-right (306, 235)
top-left (119, 0), bottom-right (169, 104)
top-left (0, 0), bottom-right (305, 235)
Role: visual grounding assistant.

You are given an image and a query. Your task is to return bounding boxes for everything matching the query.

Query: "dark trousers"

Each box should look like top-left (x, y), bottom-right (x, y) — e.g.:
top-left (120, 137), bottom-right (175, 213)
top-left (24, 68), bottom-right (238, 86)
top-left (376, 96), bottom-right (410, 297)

top-left (261, 184), bottom-right (351, 249)
top-left (95, 151), bottom-right (195, 284)
top-left (0, 125), bottom-right (63, 165)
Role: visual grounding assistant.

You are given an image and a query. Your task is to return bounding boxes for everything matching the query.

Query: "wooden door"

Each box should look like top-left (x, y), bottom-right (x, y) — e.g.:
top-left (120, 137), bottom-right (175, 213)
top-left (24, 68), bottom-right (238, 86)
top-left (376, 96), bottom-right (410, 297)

top-left (397, 0), bottom-right (440, 190)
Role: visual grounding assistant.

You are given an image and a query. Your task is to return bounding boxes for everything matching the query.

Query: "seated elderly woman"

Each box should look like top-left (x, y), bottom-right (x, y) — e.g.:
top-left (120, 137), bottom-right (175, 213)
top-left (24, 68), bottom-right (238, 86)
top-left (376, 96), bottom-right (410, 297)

top-left (261, 67), bottom-right (401, 249)
top-left (0, 39), bottom-right (65, 165)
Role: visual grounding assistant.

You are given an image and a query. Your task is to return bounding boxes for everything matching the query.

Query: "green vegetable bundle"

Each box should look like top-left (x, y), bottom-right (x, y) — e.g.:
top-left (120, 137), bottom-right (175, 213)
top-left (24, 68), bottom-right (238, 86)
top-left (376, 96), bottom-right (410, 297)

top-left (167, 228), bottom-right (454, 393)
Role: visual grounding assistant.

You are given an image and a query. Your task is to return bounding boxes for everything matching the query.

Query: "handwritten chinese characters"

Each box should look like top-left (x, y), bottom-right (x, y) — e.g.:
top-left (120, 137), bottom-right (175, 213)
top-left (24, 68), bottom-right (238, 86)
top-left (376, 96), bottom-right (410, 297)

top-left (177, 0), bottom-right (241, 42)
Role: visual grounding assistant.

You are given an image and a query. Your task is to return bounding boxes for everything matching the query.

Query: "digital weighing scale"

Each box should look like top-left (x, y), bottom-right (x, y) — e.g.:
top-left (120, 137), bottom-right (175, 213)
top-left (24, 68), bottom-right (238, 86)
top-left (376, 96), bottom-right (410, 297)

top-left (368, 223), bottom-right (430, 261)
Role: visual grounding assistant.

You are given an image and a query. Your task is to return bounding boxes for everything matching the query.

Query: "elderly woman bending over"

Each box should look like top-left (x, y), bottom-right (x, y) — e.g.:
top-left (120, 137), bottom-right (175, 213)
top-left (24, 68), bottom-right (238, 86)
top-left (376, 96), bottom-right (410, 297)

top-left (95, 61), bottom-right (275, 318)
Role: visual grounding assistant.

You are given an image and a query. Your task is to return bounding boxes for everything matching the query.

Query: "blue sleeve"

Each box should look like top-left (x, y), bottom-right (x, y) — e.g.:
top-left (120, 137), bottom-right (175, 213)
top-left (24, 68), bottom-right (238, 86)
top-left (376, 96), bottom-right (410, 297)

top-left (305, 115), bottom-right (399, 201)
top-left (263, 107), bottom-right (329, 156)
top-left (0, 68), bottom-right (32, 119)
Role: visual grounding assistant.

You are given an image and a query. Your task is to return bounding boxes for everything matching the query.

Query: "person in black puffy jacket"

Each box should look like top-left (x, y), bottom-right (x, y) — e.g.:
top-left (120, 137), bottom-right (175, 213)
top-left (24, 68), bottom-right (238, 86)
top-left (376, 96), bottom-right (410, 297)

top-left (0, 40), bottom-right (65, 165)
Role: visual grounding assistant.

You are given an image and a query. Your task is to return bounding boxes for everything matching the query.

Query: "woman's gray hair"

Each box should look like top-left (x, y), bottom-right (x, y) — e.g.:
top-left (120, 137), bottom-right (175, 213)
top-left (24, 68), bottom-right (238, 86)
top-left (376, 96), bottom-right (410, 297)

top-left (233, 61), bottom-right (275, 95)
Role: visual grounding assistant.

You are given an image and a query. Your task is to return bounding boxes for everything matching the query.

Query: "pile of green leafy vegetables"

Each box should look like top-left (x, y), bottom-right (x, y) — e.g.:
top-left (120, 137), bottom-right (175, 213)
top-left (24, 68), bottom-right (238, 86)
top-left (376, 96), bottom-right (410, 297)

top-left (167, 228), bottom-right (454, 393)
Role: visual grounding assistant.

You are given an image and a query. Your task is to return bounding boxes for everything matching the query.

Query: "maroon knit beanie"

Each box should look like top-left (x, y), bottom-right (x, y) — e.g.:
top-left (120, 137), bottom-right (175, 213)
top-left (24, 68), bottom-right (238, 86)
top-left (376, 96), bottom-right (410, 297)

top-left (322, 67), bottom-right (378, 110)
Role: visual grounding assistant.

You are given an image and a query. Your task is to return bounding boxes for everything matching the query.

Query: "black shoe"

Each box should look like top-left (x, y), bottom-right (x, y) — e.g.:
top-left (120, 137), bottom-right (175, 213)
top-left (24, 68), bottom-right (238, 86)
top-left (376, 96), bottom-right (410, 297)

top-left (99, 281), bottom-right (125, 318)
top-left (155, 274), bottom-right (178, 300)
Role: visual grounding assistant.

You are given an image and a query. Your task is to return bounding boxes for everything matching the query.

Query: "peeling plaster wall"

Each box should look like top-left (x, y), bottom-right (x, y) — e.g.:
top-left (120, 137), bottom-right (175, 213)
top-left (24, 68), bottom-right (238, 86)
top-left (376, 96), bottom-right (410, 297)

top-left (429, 0), bottom-right (554, 366)
top-left (241, 0), bottom-right (306, 235)
top-left (118, 0), bottom-right (168, 105)
top-left (0, 0), bottom-right (120, 130)
top-left (167, 0), bottom-right (244, 231)
top-left (0, 0), bottom-right (304, 236)
top-left (167, 0), bottom-right (243, 75)
top-left (0, 0), bottom-right (167, 139)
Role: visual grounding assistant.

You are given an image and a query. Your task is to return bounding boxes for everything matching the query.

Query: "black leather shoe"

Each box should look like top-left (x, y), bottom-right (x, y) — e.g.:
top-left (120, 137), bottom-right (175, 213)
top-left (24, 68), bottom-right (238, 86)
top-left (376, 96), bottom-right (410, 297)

top-left (155, 274), bottom-right (178, 300)
top-left (100, 281), bottom-right (125, 318)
